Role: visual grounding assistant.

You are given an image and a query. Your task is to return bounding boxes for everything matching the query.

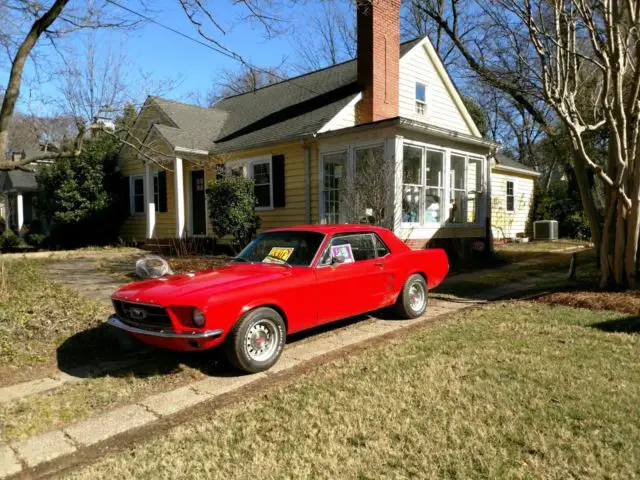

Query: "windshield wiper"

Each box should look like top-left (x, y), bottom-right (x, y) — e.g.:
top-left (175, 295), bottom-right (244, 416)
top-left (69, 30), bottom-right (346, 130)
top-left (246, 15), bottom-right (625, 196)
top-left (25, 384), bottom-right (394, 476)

top-left (231, 256), bottom-right (249, 263)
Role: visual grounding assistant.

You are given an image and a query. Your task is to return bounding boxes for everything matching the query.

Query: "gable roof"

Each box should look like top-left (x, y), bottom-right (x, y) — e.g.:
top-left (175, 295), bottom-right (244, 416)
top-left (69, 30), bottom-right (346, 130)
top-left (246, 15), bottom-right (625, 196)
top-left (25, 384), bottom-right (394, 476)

top-left (0, 170), bottom-right (38, 192)
top-left (149, 39), bottom-right (422, 155)
top-left (494, 154), bottom-right (539, 176)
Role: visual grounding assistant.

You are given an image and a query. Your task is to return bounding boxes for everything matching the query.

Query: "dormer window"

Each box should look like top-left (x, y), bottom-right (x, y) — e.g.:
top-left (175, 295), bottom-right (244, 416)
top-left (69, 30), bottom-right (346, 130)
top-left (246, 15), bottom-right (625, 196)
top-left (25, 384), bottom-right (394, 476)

top-left (415, 83), bottom-right (427, 115)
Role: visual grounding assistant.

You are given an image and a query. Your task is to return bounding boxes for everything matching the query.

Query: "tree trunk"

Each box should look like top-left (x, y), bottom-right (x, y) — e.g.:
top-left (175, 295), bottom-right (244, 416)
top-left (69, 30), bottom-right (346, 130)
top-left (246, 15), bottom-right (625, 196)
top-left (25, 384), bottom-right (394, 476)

top-left (572, 152), bottom-right (601, 255)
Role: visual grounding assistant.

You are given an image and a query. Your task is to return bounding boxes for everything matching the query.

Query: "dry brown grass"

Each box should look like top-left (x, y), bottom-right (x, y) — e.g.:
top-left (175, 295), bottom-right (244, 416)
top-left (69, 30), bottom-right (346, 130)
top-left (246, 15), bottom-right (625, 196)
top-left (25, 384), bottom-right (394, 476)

top-left (66, 303), bottom-right (640, 479)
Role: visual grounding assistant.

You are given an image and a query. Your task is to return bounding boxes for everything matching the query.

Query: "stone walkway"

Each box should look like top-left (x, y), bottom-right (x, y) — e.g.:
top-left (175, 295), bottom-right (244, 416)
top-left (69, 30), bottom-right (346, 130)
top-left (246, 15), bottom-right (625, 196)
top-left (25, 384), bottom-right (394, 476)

top-left (46, 257), bottom-right (135, 302)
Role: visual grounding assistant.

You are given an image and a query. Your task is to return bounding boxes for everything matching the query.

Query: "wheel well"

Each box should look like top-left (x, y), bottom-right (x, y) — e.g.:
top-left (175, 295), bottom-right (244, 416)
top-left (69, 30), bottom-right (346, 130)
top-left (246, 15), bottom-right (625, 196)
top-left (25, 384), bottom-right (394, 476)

top-left (253, 304), bottom-right (289, 332)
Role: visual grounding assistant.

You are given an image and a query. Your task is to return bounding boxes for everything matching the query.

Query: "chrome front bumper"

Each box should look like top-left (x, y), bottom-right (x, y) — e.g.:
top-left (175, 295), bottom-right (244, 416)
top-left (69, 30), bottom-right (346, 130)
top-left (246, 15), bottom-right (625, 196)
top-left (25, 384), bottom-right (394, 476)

top-left (107, 315), bottom-right (224, 339)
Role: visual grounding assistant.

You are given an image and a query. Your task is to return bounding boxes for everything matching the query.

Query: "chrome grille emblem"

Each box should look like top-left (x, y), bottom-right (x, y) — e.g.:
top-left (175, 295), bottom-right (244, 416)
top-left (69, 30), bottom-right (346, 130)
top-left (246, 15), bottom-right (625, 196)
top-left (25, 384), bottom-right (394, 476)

top-left (128, 307), bottom-right (147, 321)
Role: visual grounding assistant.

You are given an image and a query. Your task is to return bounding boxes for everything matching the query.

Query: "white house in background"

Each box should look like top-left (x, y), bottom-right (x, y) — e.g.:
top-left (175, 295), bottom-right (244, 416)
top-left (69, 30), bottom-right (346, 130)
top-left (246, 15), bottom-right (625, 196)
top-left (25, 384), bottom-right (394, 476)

top-left (491, 154), bottom-right (540, 240)
top-left (117, 0), bottom-right (538, 254)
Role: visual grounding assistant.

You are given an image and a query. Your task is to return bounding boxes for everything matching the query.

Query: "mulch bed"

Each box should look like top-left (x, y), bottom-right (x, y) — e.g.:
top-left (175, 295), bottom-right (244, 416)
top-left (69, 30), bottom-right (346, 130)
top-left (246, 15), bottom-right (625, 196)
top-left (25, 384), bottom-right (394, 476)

top-left (537, 290), bottom-right (640, 315)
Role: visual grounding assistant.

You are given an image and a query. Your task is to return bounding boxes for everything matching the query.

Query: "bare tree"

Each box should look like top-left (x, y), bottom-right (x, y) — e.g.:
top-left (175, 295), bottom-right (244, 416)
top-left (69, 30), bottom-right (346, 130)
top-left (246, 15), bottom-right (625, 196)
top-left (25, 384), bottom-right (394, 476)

top-left (293, 0), bottom-right (356, 71)
top-left (417, 0), bottom-right (640, 288)
top-left (207, 64), bottom-right (287, 106)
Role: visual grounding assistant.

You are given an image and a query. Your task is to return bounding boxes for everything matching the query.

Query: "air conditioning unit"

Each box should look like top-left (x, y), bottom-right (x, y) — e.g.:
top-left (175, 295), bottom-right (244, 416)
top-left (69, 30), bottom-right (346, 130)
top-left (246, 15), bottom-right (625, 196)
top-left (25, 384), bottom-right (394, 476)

top-left (534, 220), bottom-right (558, 240)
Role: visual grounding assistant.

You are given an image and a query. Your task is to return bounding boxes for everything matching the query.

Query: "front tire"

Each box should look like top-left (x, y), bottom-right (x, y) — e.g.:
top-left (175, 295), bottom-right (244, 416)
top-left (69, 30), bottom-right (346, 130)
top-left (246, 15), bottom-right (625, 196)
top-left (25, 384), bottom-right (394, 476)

top-left (224, 307), bottom-right (286, 373)
top-left (394, 274), bottom-right (428, 319)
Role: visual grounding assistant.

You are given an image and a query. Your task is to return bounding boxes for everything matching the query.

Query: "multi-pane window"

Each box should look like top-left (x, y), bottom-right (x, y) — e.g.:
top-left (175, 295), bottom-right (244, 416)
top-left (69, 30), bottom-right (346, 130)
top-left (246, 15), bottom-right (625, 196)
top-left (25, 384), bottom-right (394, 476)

top-left (402, 145), bottom-right (444, 225)
top-left (354, 145), bottom-right (385, 223)
top-left (252, 160), bottom-right (271, 208)
top-left (226, 160), bottom-right (272, 208)
top-left (402, 145), bottom-right (422, 224)
top-left (401, 144), bottom-right (483, 226)
top-left (416, 82), bottom-right (427, 115)
top-left (322, 151), bottom-right (347, 224)
top-left (130, 174), bottom-right (159, 215)
top-left (506, 180), bottom-right (515, 212)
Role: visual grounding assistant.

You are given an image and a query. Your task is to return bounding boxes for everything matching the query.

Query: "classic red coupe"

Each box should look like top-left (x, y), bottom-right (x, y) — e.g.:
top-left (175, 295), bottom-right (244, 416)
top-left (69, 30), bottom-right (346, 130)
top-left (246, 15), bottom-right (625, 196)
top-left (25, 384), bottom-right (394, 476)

top-left (108, 225), bottom-right (448, 373)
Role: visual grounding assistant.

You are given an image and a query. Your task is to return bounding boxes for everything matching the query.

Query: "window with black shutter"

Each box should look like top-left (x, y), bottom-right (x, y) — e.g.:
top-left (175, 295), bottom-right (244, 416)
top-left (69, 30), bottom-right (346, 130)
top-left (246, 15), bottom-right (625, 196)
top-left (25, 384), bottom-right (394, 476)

top-left (506, 180), bottom-right (515, 212)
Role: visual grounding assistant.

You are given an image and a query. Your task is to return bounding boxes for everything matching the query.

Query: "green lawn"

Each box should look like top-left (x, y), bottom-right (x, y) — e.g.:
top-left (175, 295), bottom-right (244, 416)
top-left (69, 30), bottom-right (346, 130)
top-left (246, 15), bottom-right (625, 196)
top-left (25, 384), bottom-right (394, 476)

top-left (67, 302), bottom-right (640, 479)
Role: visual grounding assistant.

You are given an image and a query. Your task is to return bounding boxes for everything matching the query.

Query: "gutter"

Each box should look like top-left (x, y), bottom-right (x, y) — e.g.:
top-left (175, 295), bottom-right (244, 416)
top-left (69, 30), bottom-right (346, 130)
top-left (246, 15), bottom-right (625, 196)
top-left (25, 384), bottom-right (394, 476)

top-left (174, 146), bottom-right (209, 156)
top-left (492, 164), bottom-right (541, 177)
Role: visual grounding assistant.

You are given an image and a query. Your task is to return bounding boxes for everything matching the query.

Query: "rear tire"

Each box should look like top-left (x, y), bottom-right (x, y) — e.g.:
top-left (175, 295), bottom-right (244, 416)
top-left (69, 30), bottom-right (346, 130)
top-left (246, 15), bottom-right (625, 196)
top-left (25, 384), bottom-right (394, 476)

top-left (224, 307), bottom-right (286, 373)
top-left (394, 274), bottom-right (428, 319)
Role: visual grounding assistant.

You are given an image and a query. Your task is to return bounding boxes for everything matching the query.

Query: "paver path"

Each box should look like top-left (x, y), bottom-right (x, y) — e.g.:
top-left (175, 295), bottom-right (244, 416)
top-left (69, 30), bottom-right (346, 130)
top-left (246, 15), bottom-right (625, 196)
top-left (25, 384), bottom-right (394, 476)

top-left (46, 257), bottom-right (137, 302)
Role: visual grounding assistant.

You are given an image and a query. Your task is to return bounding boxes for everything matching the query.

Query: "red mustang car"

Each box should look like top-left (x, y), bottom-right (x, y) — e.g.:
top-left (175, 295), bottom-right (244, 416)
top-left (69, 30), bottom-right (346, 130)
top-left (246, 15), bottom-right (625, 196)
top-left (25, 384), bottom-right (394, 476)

top-left (108, 225), bottom-right (448, 373)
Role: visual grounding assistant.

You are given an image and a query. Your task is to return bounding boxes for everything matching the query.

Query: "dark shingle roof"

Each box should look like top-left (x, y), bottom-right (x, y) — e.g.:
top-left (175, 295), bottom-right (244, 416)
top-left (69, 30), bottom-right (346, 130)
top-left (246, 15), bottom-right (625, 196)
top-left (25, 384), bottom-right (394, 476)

top-left (495, 154), bottom-right (538, 175)
top-left (0, 170), bottom-right (38, 191)
top-left (151, 38), bottom-right (423, 154)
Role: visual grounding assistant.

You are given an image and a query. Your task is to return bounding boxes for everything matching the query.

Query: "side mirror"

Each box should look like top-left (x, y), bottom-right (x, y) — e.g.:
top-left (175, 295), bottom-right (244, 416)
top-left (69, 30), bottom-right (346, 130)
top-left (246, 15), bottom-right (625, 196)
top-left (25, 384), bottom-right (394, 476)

top-left (331, 255), bottom-right (346, 266)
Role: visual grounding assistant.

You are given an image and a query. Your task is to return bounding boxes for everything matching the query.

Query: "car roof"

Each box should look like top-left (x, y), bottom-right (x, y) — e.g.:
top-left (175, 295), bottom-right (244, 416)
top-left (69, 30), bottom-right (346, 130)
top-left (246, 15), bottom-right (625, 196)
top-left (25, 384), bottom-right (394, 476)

top-left (265, 224), bottom-right (392, 235)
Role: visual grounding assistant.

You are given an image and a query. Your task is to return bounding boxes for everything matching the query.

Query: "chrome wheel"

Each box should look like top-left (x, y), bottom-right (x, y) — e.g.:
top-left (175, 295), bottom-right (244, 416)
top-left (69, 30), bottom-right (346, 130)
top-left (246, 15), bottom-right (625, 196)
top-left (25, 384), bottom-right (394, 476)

top-left (408, 281), bottom-right (426, 313)
top-left (245, 318), bottom-right (279, 362)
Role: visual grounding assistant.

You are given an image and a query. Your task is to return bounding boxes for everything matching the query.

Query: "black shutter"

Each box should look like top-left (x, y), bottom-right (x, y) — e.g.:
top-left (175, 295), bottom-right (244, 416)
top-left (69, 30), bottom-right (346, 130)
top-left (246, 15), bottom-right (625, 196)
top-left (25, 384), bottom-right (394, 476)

top-left (158, 171), bottom-right (168, 213)
top-left (120, 175), bottom-right (131, 217)
top-left (272, 154), bottom-right (285, 208)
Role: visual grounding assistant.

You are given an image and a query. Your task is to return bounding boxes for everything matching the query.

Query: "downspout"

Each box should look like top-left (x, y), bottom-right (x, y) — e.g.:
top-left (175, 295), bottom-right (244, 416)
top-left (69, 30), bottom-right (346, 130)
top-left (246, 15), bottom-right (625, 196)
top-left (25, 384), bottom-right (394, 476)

top-left (303, 141), bottom-right (312, 224)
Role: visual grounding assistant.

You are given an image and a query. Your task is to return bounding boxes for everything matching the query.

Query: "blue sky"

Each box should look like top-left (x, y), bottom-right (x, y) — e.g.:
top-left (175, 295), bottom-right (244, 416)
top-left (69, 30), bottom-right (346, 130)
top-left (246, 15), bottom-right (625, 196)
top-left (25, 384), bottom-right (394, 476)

top-left (2, 0), bottom-right (354, 116)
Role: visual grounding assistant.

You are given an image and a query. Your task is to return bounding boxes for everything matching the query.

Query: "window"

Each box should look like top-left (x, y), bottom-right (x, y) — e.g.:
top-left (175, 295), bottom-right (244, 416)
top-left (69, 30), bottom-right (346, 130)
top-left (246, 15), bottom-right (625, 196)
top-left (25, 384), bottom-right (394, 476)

top-left (447, 154), bottom-right (485, 225)
top-left (322, 151), bottom-right (347, 224)
top-left (226, 159), bottom-right (272, 209)
top-left (402, 145), bottom-right (444, 225)
top-left (252, 160), bottom-right (272, 208)
top-left (354, 145), bottom-right (386, 223)
top-left (448, 154), bottom-right (466, 223)
top-left (235, 231), bottom-right (325, 267)
top-left (130, 174), bottom-right (159, 215)
top-left (506, 180), bottom-right (515, 212)
top-left (415, 82), bottom-right (427, 115)
top-left (319, 233), bottom-right (378, 266)
top-left (373, 233), bottom-right (390, 257)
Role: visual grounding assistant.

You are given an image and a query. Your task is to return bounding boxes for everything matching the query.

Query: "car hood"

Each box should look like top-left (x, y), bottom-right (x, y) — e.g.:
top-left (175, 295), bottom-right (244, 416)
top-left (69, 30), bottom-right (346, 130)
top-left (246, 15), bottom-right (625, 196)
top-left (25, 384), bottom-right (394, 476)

top-left (112, 263), bottom-right (294, 305)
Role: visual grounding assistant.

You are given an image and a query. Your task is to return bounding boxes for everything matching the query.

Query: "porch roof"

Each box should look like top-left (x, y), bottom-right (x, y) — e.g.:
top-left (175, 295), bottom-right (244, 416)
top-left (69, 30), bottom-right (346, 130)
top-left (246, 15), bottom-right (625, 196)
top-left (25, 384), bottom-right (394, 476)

top-left (0, 170), bottom-right (38, 192)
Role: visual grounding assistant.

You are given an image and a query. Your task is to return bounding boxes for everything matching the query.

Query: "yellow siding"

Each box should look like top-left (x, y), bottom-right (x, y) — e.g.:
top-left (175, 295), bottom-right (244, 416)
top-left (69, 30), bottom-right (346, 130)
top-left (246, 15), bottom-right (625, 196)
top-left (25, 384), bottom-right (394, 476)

top-left (118, 103), bottom-right (175, 241)
top-left (491, 169), bottom-right (535, 239)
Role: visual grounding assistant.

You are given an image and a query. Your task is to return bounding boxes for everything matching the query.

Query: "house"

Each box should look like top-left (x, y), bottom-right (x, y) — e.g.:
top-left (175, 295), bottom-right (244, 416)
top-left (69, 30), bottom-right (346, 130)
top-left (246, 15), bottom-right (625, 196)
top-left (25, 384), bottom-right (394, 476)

top-left (0, 142), bottom-right (56, 233)
top-left (491, 154), bottom-right (540, 240)
top-left (118, 0), bottom-right (537, 251)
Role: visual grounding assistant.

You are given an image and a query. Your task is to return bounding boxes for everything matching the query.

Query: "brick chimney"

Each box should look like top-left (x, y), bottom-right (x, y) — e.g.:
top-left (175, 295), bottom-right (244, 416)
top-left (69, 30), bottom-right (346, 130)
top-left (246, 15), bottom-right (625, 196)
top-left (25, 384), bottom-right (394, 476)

top-left (356, 0), bottom-right (400, 124)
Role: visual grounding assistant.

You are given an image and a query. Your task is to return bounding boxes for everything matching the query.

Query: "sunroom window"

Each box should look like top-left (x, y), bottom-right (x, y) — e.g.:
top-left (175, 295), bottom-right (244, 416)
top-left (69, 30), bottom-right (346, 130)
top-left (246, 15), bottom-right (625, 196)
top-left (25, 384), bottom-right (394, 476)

top-left (447, 153), bottom-right (484, 225)
top-left (402, 145), bottom-right (444, 225)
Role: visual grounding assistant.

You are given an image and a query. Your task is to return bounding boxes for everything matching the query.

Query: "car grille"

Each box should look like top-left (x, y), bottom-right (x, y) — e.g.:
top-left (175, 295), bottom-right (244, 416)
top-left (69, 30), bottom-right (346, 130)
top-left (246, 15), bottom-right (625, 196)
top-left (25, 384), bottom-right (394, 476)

top-left (112, 300), bottom-right (173, 332)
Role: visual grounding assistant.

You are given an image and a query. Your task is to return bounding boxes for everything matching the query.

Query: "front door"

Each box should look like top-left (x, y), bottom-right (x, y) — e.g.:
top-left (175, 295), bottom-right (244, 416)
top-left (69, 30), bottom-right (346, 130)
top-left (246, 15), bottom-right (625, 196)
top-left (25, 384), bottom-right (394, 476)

top-left (314, 233), bottom-right (388, 323)
top-left (191, 170), bottom-right (206, 235)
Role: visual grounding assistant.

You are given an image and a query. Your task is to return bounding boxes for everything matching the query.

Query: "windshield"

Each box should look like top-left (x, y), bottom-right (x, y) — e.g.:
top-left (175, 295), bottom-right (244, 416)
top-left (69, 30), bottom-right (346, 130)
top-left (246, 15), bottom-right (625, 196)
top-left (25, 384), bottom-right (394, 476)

top-left (235, 231), bottom-right (325, 267)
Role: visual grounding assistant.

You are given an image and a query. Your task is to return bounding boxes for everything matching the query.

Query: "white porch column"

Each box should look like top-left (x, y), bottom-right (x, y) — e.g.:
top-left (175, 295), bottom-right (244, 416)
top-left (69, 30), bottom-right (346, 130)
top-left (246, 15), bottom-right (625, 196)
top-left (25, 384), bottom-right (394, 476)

top-left (174, 157), bottom-right (185, 238)
top-left (390, 135), bottom-right (404, 234)
top-left (144, 162), bottom-right (156, 239)
top-left (16, 192), bottom-right (24, 234)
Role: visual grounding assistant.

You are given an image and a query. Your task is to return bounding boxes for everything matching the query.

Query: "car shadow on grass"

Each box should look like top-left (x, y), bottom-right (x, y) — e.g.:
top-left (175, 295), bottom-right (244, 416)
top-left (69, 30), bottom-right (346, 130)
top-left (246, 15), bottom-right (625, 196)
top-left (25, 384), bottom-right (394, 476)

top-left (55, 312), bottom-right (383, 381)
top-left (589, 316), bottom-right (640, 334)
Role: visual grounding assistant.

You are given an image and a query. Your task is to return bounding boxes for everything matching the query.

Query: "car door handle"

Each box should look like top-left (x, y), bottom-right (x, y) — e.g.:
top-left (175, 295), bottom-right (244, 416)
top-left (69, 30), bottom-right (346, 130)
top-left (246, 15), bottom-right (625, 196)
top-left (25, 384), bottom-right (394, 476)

top-left (374, 261), bottom-right (384, 268)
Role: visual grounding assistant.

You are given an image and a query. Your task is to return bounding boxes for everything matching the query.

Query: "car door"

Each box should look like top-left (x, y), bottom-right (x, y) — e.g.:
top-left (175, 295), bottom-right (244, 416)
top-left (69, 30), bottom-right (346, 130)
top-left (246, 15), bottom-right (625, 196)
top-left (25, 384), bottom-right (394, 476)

top-left (314, 233), bottom-right (388, 323)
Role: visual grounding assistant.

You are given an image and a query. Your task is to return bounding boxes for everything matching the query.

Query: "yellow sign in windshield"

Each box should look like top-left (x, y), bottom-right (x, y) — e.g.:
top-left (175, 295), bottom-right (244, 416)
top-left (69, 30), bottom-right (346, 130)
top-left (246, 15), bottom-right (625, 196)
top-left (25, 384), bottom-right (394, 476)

top-left (264, 247), bottom-right (294, 264)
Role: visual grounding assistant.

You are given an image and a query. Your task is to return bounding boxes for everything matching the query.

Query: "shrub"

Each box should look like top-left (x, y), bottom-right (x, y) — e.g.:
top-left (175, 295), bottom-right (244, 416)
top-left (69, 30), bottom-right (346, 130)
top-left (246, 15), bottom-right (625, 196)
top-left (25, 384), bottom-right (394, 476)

top-left (36, 134), bottom-right (126, 249)
top-left (0, 229), bottom-right (21, 252)
top-left (534, 180), bottom-right (591, 239)
top-left (206, 176), bottom-right (261, 253)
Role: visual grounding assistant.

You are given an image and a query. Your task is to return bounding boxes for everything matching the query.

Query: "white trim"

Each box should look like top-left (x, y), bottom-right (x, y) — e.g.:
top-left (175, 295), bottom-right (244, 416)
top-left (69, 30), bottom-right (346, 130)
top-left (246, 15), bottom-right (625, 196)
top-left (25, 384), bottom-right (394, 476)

top-left (144, 163), bottom-right (156, 239)
top-left (399, 138), bottom-right (487, 230)
top-left (226, 155), bottom-right (274, 210)
top-left (317, 92), bottom-right (363, 134)
top-left (174, 146), bottom-right (209, 156)
top-left (505, 179), bottom-right (515, 213)
top-left (16, 192), bottom-right (24, 233)
top-left (493, 164), bottom-right (541, 177)
top-left (174, 157), bottom-right (185, 238)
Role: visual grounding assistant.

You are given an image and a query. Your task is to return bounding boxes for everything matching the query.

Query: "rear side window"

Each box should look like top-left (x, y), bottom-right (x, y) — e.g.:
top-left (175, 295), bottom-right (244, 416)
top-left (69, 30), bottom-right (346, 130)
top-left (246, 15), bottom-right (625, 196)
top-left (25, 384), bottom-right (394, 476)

top-left (319, 233), bottom-right (384, 265)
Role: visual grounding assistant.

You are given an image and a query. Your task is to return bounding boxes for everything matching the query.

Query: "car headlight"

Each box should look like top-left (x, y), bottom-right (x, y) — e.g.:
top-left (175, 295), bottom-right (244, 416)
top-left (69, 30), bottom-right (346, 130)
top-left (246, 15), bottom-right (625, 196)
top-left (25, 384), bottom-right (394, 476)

top-left (192, 308), bottom-right (206, 327)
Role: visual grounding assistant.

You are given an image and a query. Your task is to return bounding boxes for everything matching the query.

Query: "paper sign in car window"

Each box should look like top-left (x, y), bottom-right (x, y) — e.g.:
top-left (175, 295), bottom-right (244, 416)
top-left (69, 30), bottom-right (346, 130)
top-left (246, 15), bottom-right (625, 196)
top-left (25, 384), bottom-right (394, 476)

top-left (330, 244), bottom-right (355, 264)
top-left (264, 247), bottom-right (294, 264)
